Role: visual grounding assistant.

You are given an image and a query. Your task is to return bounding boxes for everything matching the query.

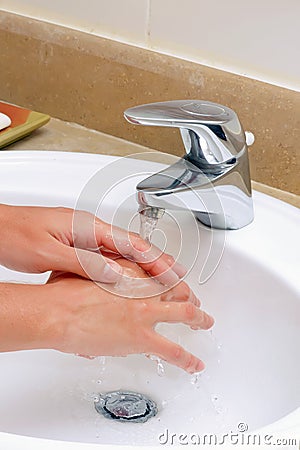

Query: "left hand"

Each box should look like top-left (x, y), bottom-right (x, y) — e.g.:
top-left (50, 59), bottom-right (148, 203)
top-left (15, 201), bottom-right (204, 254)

top-left (0, 204), bottom-right (187, 285)
top-left (44, 259), bottom-right (213, 373)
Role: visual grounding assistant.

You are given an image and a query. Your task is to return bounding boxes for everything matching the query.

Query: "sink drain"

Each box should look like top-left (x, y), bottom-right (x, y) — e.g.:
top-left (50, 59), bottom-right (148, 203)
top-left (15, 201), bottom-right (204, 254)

top-left (94, 390), bottom-right (158, 423)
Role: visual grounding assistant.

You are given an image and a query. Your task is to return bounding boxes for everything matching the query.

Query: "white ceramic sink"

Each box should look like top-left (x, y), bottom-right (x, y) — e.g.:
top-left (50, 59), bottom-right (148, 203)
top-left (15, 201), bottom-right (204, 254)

top-left (0, 151), bottom-right (299, 449)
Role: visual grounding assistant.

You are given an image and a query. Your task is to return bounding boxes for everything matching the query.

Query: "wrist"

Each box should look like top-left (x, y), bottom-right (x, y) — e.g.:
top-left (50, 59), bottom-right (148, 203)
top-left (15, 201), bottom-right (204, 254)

top-left (0, 282), bottom-right (65, 352)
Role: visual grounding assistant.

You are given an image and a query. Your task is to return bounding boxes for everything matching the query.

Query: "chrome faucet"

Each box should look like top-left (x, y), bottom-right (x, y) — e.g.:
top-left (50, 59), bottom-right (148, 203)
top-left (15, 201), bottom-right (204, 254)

top-left (124, 100), bottom-right (254, 230)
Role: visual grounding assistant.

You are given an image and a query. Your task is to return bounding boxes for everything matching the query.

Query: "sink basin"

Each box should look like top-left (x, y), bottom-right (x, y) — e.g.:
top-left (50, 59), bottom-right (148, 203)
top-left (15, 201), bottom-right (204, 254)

top-left (0, 151), bottom-right (299, 449)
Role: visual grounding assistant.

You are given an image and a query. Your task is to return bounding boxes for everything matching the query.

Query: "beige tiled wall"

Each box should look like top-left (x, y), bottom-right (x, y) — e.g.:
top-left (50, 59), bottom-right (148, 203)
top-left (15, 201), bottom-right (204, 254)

top-left (0, 0), bottom-right (150, 45)
top-left (1, 0), bottom-right (300, 90)
top-left (0, 11), bottom-right (299, 196)
top-left (149, 0), bottom-right (300, 91)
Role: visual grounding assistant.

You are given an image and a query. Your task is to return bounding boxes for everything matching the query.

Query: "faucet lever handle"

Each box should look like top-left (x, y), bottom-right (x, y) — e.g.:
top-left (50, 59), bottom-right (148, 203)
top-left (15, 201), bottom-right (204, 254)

top-left (124, 100), bottom-right (251, 165)
top-left (125, 100), bottom-right (232, 125)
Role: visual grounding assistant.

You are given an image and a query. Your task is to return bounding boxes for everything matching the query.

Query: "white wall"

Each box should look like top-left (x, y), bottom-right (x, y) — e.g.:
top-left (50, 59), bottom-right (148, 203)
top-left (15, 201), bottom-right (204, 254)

top-left (1, 0), bottom-right (299, 91)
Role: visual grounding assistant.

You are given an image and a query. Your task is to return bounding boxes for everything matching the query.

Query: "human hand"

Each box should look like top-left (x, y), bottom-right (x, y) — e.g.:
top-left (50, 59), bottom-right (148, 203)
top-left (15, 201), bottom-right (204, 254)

top-left (0, 204), bottom-right (187, 285)
top-left (46, 259), bottom-right (214, 373)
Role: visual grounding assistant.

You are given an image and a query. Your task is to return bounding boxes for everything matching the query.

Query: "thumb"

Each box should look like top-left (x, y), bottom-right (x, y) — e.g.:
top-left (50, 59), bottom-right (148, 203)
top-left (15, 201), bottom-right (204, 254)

top-left (52, 244), bottom-right (123, 283)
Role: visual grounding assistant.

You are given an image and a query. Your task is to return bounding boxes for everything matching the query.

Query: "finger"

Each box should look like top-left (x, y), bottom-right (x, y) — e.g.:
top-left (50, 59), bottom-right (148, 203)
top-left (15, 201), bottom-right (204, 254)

top-left (101, 242), bottom-right (187, 279)
top-left (151, 302), bottom-right (214, 330)
top-left (95, 222), bottom-right (185, 285)
top-left (71, 212), bottom-right (187, 279)
top-left (163, 254), bottom-right (188, 278)
top-left (161, 285), bottom-right (200, 307)
top-left (51, 243), bottom-right (123, 283)
top-left (148, 333), bottom-right (205, 373)
top-left (161, 282), bottom-right (201, 307)
top-left (98, 248), bottom-right (121, 260)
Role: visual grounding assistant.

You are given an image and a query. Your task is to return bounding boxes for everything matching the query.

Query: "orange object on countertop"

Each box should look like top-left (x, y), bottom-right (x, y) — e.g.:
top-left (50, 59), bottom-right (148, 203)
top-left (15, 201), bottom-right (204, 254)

top-left (0, 101), bottom-right (50, 148)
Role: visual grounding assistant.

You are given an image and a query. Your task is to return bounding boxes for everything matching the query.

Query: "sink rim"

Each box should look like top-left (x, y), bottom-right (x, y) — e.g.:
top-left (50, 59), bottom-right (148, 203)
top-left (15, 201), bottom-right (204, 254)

top-left (0, 150), bottom-right (299, 449)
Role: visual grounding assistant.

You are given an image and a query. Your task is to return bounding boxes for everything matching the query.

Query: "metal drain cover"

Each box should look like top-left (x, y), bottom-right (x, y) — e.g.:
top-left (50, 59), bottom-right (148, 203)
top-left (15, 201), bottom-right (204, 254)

top-left (94, 390), bottom-right (158, 423)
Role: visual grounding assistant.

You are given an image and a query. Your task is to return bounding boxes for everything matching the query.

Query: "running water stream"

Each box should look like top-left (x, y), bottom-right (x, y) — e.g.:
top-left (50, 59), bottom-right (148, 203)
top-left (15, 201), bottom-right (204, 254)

top-left (139, 212), bottom-right (159, 243)
top-left (139, 211), bottom-right (166, 376)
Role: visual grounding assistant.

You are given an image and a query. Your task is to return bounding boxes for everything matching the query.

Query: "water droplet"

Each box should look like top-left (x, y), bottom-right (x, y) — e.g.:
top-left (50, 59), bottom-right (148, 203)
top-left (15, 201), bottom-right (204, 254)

top-left (99, 356), bottom-right (106, 365)
top-left (211, 394), bottom-right (223, 415)
top-left (190, 371), bottom-right (202, 388)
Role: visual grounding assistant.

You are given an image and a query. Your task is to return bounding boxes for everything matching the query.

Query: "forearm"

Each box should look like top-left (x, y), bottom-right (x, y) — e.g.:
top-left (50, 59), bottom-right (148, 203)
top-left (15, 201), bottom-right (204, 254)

top-left (0, 203), bottom-right (13, 228)
top-left (0, 203), bottom-right (18, 267)
top-left (0, 203), bottom-right (10, 215)
top-left (0, 282), bottom-right (58, 352)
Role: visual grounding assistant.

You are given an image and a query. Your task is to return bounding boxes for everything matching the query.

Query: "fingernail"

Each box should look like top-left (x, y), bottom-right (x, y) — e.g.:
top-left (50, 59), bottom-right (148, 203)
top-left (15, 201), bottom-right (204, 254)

top-left (206, 314), bottom-right (215, 329)
top-left (101, 259), bottom-right (123, 283)
top-left (195, 361), bottom-right (205, 373)
top-left (187, 360), bottom-right (205, 374)
top-left (208, 314), bottom-right (215, 326)
top-left (172, 261), bottom-right (188, 278)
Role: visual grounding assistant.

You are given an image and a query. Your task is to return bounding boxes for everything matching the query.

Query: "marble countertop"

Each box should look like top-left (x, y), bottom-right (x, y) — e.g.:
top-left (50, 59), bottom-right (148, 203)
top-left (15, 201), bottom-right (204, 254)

top-left (3, 118), bottom-right (299, 208)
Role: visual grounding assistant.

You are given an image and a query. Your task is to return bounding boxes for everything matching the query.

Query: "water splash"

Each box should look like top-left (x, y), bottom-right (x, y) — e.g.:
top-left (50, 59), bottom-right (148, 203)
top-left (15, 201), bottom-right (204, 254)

top-left (147, 354), bottom-right (165, 377)
top-left (190, 371), bottom-right (203, 388)
top-left (94, 356), bottom-right (106, 386)
top-left (209, 329), bottom-right (223, 353)
top-left (99, 356), bottom-right (106, 368)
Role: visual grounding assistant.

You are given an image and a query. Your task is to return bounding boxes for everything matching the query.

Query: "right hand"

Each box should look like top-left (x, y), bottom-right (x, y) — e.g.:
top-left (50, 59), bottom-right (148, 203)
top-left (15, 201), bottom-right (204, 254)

top-left (46, 259), bottom-right (214, 373)
top-left (0, 205), bottom-right (187, 285)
